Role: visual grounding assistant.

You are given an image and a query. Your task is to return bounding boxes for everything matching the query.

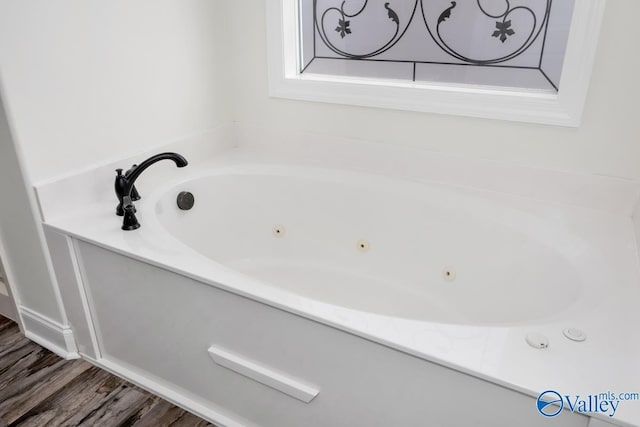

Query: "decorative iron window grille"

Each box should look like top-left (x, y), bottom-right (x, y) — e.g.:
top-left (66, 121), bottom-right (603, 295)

top-left (299, 0), bottom-right (576, 92)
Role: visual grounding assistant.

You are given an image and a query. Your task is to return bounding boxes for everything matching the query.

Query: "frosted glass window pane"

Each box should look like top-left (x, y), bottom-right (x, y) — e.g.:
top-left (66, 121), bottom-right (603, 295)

top-left (299, 0), bottom-right (576, 92)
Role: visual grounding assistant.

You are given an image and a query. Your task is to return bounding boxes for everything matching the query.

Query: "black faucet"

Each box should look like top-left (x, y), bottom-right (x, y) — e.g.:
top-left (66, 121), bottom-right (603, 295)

top-left (114, 152), bottom-right (188, 230)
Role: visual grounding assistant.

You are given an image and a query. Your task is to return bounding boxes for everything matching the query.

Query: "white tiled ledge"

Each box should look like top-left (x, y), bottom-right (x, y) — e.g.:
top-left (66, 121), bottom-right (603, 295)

top-left (35, 123), bottom-right (640, 224)
top-left (235, 125), bottom-right (640, 217)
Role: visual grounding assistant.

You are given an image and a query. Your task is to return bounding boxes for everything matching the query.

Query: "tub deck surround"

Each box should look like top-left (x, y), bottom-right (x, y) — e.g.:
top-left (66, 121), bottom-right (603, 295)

top-left (36, 128), bottom-right (640, 427)
top-left (33, 125), bottom-right (237, 224)
top-left (232, 126), bottom-right (640, 217)
top-left (34, 125), bottom-right (640, 223)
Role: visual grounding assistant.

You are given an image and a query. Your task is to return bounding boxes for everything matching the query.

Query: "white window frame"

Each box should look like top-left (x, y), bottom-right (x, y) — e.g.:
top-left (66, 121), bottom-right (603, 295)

top-left (266, 0), bottom-right (606, 127)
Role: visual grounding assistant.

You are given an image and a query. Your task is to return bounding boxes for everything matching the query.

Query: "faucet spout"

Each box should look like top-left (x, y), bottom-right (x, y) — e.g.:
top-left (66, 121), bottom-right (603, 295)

top-left (122, 152), bottom-right (188, 199)
top-left (114, 152), bottom-right (188, 227)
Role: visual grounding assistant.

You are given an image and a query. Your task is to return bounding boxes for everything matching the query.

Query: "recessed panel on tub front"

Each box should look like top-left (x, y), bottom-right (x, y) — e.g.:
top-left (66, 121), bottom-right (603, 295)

top-left (76, 240), bottom-right (588, 427)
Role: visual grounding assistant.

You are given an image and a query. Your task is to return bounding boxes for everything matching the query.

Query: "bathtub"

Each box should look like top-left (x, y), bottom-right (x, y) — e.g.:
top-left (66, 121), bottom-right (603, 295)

top-left (37, 133), bottom-right (640, 427)
top-left (151, 165), bottom-right (600, 326)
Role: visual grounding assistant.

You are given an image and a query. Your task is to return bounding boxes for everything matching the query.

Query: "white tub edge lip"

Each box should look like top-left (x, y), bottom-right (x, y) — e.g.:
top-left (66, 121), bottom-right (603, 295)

top-left (33, 130), bottom-right (640, 225)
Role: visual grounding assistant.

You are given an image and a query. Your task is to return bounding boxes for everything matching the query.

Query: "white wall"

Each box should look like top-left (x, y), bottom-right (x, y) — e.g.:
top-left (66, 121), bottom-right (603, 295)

top-left (226, 0), bottom-right (640, 180)
top-left (0, 256), bottom-right (6, 289)
top-left (0, 1), bottom-right (231, 338)
top-left (0, 0), bottom-right (231, 184)
top-left (0, 86), bottom-right (65, 323)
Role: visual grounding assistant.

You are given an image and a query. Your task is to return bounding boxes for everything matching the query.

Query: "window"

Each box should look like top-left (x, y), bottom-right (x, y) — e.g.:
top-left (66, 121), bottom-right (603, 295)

top-left (300, 1), bottom-right (575, 92)
top-left (267, 0), bottom-right (607, 126)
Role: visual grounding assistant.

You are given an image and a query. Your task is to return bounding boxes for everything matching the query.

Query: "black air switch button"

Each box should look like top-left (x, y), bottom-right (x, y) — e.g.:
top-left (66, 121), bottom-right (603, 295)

top-left (177, 191), bottom-right (195, 211)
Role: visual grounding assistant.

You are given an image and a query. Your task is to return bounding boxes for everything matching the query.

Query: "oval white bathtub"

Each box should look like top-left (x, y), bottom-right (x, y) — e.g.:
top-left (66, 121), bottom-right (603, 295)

top-left (150, 166), bottom-right (598, 326)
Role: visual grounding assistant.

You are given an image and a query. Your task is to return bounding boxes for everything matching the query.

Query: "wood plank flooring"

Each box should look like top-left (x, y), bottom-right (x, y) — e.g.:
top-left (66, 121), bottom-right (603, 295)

top-left (0, 315), bottom-right (217, 427)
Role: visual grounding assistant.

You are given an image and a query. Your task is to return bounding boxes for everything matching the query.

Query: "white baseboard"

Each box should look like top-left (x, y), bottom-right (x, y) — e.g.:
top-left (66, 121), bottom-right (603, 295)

top-left (19, 306), bottom-right (79, 360)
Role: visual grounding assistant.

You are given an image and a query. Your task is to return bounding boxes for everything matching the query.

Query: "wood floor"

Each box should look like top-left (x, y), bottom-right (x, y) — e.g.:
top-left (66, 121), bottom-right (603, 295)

top-left (0, 315), bottom-right (217, 427)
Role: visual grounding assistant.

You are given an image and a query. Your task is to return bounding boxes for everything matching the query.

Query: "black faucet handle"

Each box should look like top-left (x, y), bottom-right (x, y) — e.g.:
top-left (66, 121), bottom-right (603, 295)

top-left (122, 202), bottom-right (140, 231)
top-left (122, 196), bottom-right (136, 212)
top-left (125, 165), bottom-right (141, 201)
top-left (125, 164), bottom-right (137, 177)
top-left (130, 185), bottom-right (141, 201)
top-left (115, 169), bottom-right (127, 216)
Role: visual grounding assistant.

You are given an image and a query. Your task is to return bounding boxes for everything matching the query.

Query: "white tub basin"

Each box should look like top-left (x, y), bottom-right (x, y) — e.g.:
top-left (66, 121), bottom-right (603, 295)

top-left (154, 166), bottom-right (596, 326)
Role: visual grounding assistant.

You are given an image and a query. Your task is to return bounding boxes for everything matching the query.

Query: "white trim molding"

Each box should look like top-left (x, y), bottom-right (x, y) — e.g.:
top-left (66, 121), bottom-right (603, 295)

top-left (267, 0), bottom-right (606, 127)
top-left (19, 306), bottom-right (79, 360)
top-left (208, 346), bottom-right (320, 403)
